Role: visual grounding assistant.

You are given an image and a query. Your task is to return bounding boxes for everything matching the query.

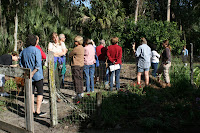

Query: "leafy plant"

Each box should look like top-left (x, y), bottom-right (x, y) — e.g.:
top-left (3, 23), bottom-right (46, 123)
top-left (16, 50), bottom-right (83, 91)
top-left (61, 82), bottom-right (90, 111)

top-left (4, 78), bottom-right (17, 92)
top-left (193, 67), bottom-right (200, 88)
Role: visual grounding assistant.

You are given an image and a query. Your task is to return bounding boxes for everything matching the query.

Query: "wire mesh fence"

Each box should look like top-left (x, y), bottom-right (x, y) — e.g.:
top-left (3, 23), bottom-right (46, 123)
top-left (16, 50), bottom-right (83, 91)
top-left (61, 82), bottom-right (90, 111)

top-left (0, 74), bottom-right (26, 131)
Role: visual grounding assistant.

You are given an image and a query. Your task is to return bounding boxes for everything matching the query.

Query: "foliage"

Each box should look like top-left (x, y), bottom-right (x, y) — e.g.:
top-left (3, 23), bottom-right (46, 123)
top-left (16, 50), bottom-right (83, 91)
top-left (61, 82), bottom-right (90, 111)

top-left (124, 17), bottom-right (185, 54)
top-left (193, 67), bottom-right (200, 88)
top-left (4, 78), bottom-right (17, 92)
top-left (0, 100), bottom-right (6, 112)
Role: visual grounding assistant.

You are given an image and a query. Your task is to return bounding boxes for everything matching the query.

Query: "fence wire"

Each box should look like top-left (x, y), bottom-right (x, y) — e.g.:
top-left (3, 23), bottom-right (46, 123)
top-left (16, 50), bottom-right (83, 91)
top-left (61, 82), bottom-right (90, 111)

top-left (0, 75), bottom-right (26, 130)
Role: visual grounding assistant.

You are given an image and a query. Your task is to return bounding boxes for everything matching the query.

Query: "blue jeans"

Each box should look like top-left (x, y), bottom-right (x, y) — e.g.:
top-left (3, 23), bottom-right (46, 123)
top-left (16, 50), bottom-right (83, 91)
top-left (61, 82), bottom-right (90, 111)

top-left (61, 56), bottom-right (66, 87)
top-left (84, 64), bottom-right (95, 92)
top-left (109, 64), bottom-right (121, 91)
top-left (151, 63), bottom-right (158, 77)
top-left (105, 68), bottom-right (109, 85)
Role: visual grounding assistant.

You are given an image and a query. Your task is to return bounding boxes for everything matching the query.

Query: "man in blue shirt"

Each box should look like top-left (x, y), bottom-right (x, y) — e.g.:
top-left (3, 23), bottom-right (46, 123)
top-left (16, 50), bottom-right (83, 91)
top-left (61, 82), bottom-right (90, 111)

top-left (19, 34), bottom-right (46, 117)
top-left (182, 45), bottom-right (188, 67)
top-left (133, 38), bottom-right (152, 86)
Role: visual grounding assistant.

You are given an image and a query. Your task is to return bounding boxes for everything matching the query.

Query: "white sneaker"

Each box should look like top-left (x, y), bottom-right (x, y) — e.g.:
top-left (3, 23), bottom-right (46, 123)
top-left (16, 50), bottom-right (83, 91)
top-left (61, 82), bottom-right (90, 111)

top-left (80, 93), bottom-right (84, 97)
top-left (42, 99), bottom-right (48, 104)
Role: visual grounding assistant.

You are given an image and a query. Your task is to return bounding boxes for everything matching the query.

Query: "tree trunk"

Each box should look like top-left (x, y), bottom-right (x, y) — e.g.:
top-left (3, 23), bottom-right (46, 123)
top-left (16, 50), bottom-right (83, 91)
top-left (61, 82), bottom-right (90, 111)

top-left (14, 12), bottom-right (18, 52)
top-left (167, 0), bottom-right (171, 22)
top-left (0, 0), bottom-right (2, 34)
top-left (135, 0), bottom-right (140, 24)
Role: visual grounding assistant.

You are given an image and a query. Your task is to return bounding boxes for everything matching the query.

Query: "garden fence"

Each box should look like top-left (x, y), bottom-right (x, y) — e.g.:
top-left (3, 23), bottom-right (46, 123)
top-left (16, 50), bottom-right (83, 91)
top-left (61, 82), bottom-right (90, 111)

top-left (0, 65), bottom-right (33, 133)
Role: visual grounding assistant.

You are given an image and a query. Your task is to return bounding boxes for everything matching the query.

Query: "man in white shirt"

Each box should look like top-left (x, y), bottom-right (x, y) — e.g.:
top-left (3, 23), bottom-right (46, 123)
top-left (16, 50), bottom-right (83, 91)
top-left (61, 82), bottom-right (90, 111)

top-left (59, 34), bottom-right (68, 89)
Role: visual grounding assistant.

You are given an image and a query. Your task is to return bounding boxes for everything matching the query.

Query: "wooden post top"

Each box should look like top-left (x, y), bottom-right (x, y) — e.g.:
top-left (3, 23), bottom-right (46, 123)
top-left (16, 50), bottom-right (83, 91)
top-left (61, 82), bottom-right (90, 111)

top-left (0, 65), bottom-right (31, 79)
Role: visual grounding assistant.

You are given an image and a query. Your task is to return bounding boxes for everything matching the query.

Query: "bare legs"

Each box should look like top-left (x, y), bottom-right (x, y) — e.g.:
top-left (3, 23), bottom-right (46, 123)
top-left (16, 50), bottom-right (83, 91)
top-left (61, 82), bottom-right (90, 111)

top-left (137, 71), bottom-right (149, 86)
top-left (32, 94), bottom-right (43, 113)
top-left (144, 71), bottom-right (149, 85)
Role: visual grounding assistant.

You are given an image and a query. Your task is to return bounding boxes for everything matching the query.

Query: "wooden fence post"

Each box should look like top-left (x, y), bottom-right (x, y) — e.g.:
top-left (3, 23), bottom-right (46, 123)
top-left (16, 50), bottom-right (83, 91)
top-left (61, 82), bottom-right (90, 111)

top-left (48, 51), bottom-right (58, 126)
top-left (190, 43), bottom-right (194, 86)
top-left (96, 92), bottom-right (102, 127)
top-left (24, 69), bottom-right (34, 133)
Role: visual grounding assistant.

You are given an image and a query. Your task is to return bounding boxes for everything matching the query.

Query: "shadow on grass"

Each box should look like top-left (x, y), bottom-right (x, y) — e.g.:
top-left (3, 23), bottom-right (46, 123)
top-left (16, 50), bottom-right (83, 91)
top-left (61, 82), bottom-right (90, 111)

top-left (59, 82), bottom-right (200, 133)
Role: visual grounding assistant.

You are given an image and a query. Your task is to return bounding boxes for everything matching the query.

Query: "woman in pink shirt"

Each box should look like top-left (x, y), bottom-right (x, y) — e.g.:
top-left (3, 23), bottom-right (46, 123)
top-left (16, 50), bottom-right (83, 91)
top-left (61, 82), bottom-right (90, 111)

top-left (84, 39), bottom-right (96, 92)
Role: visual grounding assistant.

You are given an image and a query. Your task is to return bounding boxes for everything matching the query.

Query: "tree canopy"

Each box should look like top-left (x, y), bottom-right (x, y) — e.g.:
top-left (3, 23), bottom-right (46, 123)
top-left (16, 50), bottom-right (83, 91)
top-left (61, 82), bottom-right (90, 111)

top-left (0, 0), bottom-right (199, 55)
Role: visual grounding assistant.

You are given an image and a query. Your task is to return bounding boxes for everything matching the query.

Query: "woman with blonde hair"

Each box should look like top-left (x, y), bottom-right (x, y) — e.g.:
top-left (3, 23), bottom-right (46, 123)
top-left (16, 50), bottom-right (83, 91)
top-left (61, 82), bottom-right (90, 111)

top-left (69, 36), bottom-right (84, 98)
top-left (157, 40), bottom-right (171, 87)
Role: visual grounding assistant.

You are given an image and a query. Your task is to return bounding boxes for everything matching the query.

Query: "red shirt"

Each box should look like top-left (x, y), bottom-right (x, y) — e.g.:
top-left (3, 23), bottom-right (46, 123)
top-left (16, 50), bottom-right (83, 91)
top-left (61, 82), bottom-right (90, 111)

top-left (96, 45), bottom-right (107, 61)
top-left (107, 44), bottom-right (122, 64)
top-left (35, 45), bottom-right (46, 60)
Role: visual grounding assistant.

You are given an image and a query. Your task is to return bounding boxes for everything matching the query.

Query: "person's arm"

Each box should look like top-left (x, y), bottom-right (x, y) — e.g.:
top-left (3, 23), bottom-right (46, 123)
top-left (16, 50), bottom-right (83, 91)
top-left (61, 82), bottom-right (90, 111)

top-left (116, 47), bottom-right (122, 64)
top-left (31, 69), bottom-right (38, 78)
top-left (132, 42), bottom-right (136, 54)
top-left (54, 42), bottom-right (68, 57)
top-left (69, 47), bottom-right (77, 58)
top-left (32, 50), bottom-right (42, 78)
top-left (48, 42), bottom-right (53, 51)
top-left (107, 47), bottom-right (115, 63)
top-left (155, 51), bottom-right (160, 58)
top-left (135, 46), bottom-right (141, 57)
top-left (10, 64), bottom-right (18, 67)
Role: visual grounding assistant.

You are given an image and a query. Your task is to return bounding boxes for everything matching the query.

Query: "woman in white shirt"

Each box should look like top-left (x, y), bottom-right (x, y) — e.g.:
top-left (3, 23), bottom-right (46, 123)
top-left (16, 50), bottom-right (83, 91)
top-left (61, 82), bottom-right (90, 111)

top-left (48, 32), bottom-right (67, 102)
top-left (151, 44), bottom-right (160, 77)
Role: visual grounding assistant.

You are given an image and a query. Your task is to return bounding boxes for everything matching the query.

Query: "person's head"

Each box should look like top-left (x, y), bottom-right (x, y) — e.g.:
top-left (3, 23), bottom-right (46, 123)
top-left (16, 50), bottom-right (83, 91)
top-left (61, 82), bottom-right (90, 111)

top-left (11, 51), bottom-right (19, 61)
top-left (162, 40), bottom-right (169, 48)
top-left (100, 39), bottom-right (106, 47)
top-left (25, 34), bottom-right (37, 47)
top-left (52, 32), bottom-right (59, 44)
top-left (59, 34), bottom-right (66, 42)
top-left (183, 45), bottom-right (186, 49)
top-left (74, 36), bottom-right (83, 46)
top-left (111, 37), bottom-right (118, 45)
top-left (140, 37), bottom-right (147, 44)
top-left (151, 44), bottom-right (157, 51)
top-left (162, 40), bottom-right (171, 50)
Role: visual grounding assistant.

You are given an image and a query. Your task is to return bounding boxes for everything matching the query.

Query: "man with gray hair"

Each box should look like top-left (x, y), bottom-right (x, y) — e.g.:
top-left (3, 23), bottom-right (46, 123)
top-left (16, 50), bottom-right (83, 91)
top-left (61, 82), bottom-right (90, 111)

top-left (96, 39), bottom-right (107, 84)
top-left (133, 37), bottom-right (152, 86)
top-left (59, 34), bottom-right (68, 88)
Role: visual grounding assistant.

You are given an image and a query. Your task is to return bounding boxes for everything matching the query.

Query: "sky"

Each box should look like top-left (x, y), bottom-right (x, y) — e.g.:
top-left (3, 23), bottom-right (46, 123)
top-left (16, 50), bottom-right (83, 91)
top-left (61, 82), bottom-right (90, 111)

top-left (74, 0), bottom-right (91, 8)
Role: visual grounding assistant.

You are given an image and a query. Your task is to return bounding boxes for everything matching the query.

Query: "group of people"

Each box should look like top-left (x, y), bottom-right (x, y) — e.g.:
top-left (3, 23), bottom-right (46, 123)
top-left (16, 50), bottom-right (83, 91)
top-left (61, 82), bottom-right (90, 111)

top-left (0, 32), bottom-right (189, 117)
top-left (133, 37), bottom-right (188, 88)
top-left (132, 38), bottom-right (172, 87)
top-left (69, 36), bottom-right (122, 99)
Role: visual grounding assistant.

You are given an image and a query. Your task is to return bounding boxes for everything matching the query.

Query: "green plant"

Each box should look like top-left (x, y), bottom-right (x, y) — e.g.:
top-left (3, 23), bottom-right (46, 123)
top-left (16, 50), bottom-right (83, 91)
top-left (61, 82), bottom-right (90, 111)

top-left (4, 78), bottom-right (17, 92)
top-left (193, 67), bottom-right (200, 88)
top-left (0, 101), bottom-right (6, 112)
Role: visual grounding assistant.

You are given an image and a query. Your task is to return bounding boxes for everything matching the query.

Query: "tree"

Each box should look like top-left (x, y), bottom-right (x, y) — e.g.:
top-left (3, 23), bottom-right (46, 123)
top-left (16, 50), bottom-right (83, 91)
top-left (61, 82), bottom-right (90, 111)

top-left (167, 0), bottom-right (171, 21)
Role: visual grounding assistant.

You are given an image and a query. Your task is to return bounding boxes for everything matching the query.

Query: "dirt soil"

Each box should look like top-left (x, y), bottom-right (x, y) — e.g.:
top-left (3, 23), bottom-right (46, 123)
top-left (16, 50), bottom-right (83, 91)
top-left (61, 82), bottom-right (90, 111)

top-left (0, 64), bottom-right (160, 133)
